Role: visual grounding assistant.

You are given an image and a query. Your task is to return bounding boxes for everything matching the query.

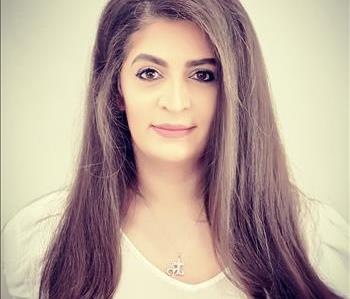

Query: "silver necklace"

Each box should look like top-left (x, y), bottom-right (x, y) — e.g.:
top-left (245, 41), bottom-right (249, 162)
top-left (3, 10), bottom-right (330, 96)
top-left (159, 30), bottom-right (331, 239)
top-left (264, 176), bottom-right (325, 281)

top-left (142, 199), bottom-right (206, 278)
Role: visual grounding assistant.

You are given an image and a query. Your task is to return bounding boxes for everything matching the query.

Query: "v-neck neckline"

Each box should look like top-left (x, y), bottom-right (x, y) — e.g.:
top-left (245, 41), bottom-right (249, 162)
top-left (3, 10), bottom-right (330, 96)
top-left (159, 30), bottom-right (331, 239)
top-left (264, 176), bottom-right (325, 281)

top-left (120, 229), bottom-right (227, 291)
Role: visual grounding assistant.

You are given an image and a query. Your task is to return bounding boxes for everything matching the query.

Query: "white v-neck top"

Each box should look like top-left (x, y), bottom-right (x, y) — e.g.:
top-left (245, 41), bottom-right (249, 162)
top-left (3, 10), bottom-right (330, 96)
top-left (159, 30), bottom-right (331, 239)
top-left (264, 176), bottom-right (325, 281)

top-left (2, 188), bottom-right (349, 298)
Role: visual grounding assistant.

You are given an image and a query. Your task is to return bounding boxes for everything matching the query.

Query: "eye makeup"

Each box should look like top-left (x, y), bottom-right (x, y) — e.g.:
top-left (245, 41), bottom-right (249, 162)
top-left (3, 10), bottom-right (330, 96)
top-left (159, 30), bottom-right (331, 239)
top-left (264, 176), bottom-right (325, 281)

top-left (135, 67), bottom-right (217, 83)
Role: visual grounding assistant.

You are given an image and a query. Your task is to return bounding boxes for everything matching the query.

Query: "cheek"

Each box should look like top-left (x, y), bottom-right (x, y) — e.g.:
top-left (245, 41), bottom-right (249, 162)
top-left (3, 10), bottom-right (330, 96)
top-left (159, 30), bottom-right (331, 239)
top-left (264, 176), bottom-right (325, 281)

top-left (123, 96), bottom-right (153, 141)
top-left (125, 102), bottom-right (147, 127)
top-left (195, 90), bottom-right (217, 124)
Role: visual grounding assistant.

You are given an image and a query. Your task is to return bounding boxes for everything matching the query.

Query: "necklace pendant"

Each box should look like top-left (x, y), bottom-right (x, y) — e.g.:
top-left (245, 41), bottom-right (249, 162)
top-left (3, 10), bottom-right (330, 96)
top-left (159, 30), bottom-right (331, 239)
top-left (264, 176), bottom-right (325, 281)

top-left (166, 255), bottom-right (185, 277)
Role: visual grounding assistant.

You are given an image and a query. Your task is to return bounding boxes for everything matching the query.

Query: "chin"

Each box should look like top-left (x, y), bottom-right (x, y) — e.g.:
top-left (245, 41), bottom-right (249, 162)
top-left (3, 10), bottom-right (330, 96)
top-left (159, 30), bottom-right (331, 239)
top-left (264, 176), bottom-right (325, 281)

top-left (133, 140), bottom-right (201, 164)
top-left (156, 152), bottom-right (193, 162)
top-left (149, 147), bottom-right (197, 163)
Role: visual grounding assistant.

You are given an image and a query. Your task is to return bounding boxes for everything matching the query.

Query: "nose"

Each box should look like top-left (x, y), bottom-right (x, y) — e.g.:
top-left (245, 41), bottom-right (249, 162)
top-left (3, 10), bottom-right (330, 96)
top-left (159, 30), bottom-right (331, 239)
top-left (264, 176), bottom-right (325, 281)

top-left (158, 78), bottom-right (191, 112)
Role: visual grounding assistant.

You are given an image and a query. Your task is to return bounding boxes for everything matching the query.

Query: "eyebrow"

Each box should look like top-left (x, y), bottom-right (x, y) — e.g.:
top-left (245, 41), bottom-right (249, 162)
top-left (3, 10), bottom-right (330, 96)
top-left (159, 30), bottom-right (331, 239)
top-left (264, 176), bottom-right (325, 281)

top-left (131, 53), bottom-right (218, 68)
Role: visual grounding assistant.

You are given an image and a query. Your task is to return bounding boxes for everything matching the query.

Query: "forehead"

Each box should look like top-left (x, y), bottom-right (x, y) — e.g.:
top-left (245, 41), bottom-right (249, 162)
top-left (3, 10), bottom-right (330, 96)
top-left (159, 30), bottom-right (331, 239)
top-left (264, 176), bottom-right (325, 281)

top-left (124, 18), bottom-right (215, 64)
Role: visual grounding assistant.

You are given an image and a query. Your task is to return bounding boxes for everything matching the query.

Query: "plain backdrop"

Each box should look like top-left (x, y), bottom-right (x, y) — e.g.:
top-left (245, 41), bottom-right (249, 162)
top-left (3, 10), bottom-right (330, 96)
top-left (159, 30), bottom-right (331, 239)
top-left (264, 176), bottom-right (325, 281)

top-left (1, 1), bottom-right (349, 298)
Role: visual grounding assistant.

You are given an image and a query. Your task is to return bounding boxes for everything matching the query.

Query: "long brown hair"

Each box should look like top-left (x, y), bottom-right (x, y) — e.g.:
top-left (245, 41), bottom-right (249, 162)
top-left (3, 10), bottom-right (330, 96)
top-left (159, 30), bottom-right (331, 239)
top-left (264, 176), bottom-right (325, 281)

top-left (39, 1), bottom-right (344, 298)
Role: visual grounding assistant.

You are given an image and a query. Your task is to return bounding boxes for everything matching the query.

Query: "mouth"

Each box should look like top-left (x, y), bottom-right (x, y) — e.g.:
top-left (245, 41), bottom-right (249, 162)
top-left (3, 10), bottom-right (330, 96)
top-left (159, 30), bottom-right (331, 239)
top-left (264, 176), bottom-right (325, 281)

top-left (152, 123), bottom-right (195, 130)
top-left (151, 124), bottom-right (195, 138)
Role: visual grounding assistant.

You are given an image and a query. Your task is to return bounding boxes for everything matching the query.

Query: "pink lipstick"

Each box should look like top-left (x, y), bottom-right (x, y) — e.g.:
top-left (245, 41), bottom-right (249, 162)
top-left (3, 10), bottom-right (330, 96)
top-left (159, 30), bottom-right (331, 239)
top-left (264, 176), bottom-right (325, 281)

top-left (151, 124), bottom-right (195, 138)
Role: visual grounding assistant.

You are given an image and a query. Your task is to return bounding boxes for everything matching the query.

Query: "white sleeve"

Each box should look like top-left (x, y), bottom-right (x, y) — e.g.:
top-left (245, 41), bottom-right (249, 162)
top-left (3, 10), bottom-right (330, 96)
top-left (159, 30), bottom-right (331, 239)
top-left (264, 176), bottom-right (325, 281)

top-left (303, 199), bottom-right (350, 298)
top-left (2, 189), bottom-right (68, 299)
top-left (2, 210), bottom-right (35, 299)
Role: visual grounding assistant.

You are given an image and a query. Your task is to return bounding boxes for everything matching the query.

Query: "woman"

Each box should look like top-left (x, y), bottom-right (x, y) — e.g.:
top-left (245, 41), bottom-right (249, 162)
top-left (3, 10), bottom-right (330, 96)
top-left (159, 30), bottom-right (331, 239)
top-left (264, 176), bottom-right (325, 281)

top-left (3, 0), bottom-right (349, 298)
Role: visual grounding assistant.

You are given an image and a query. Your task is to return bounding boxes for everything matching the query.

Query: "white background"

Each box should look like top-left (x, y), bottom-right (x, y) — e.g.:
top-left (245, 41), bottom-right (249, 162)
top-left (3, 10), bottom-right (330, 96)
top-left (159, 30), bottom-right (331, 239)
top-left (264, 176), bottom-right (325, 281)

top-left (1, 0), bottom-right (349, 298)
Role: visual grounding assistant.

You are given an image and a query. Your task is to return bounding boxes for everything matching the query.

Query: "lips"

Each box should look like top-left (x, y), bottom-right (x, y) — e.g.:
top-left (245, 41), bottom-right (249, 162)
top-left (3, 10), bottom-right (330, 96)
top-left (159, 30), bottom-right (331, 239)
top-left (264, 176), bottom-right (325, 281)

top-left (151, 124), bottom-right (195, 138)
top-left (152, 124), bottom-right (195, 130)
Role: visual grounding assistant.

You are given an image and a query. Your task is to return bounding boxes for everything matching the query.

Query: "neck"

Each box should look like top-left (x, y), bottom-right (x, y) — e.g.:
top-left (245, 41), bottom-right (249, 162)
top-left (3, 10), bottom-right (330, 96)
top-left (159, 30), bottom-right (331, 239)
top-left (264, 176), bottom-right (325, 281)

top-left (131, 151), bottom-right (206, 224)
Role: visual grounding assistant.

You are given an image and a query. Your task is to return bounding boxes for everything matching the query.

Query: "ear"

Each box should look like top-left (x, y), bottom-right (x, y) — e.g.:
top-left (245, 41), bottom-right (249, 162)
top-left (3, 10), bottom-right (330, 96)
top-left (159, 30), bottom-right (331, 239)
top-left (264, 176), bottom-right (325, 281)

top-left (117, 80), bottom-right (125, 111)
top-left (117, 95), bottom-right (125, 111)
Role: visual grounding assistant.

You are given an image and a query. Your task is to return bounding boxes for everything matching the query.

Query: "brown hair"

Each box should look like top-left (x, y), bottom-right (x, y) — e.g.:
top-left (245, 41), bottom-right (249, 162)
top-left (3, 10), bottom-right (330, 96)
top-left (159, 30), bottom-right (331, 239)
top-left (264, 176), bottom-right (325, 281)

top-left (39, 1), bottom-right (344, 298)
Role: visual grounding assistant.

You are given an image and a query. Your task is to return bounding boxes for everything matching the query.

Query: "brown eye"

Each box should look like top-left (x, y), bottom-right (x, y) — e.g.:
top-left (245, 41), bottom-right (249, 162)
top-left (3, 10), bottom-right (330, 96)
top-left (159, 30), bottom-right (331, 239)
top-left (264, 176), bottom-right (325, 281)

top-left (192, 70), bottom-right (216, 82)
top-left (136, 68), bottom-right (162, 81)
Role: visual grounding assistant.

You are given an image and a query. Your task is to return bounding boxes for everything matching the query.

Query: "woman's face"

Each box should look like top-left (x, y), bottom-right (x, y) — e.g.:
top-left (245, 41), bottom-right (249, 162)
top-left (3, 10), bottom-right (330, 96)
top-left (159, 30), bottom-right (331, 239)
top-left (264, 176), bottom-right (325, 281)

top-left (119, 18), bottom-right (219, 163)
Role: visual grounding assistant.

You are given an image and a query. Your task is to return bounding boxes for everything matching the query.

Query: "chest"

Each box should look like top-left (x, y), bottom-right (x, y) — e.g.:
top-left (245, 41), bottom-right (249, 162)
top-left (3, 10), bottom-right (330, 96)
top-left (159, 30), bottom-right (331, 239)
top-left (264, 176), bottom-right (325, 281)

top-left (122, 210), bottom-right (223, 284)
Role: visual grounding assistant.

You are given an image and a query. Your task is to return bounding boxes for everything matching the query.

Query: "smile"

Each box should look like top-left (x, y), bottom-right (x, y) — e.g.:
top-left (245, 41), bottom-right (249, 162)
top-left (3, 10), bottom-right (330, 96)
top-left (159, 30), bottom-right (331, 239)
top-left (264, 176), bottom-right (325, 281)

top-left (151, 125), bottom-right (195, 138)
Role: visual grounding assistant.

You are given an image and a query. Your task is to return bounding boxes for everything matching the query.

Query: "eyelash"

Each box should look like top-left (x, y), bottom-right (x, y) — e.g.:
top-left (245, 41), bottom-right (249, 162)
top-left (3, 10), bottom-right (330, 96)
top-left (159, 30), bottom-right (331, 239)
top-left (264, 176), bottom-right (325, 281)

top-left (135, 67), bottom-right (216, 83)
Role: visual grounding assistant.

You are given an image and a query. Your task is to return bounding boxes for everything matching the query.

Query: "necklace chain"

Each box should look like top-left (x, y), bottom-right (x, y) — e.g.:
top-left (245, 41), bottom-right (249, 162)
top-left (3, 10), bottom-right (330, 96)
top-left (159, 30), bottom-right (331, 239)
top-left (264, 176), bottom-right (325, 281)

top-left (141, 198), bottom-right (206, 277)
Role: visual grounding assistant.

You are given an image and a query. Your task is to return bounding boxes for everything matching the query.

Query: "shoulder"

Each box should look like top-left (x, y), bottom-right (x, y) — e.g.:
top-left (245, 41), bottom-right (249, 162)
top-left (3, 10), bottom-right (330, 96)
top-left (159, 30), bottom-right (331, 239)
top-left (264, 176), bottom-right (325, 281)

top-left (300, 197), bottom-right (349, 297)
top-left (3, 187), bottom-right (69, 246)
top-left (300, 197), bottom-right (349, 255)
top-left (2, 187), bottom-right (70, 299)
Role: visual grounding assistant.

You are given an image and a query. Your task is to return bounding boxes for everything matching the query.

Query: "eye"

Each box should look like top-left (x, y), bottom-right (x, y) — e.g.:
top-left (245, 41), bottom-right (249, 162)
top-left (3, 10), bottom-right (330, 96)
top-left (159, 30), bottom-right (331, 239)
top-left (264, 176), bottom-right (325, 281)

top-left (192, 70), bottom-right (216, 82)
top-left (136, 68), bottom-right (162, 81)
